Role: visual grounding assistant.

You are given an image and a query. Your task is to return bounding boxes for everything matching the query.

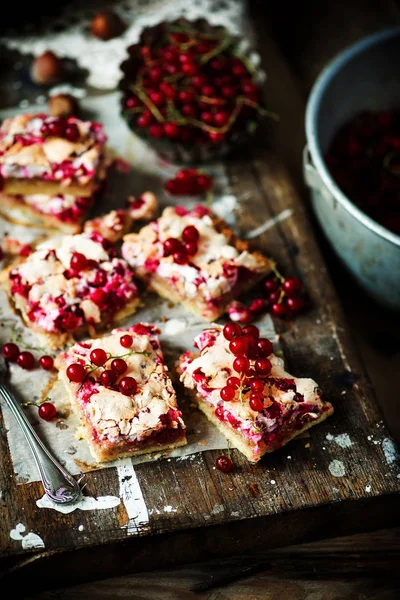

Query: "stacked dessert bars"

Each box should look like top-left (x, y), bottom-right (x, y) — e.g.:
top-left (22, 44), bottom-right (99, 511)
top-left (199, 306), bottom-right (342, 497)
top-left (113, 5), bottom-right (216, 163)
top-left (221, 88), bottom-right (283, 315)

top-left (0, 113), bottom-right (108, 232)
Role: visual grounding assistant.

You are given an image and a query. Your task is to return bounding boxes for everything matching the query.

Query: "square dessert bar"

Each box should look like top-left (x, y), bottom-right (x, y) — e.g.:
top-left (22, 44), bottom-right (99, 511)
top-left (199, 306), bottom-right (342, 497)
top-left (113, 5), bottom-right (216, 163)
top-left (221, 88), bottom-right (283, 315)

top-left (178, 324), bottom-right (333, 462)
top-left (55, 324), bottom-right (187, 463)
top-left (122, 205), bottom-right (273, 321)
top-left (0, 191), bottom-right (95, 233)
top-left (0, 231), bottom-right (140, 350)
top-left (0, 114), bottom-right (108, 197)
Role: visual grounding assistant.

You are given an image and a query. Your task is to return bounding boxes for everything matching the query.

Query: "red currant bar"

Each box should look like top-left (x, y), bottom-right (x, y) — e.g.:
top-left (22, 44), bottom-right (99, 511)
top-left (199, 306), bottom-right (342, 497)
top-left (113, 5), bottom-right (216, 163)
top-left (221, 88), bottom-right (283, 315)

top-left (122, 205), bottom-right (272, 321)
top-left (0, 113), bottom-right (108, 197)
top-left (0, 231), bottom-right (141, 350)
top-left (55, 324), bottom-right (187, 463)
top-left (178, 324), bottom-right (333, 462)
top-left (325, 108), bottom-right (400, 236)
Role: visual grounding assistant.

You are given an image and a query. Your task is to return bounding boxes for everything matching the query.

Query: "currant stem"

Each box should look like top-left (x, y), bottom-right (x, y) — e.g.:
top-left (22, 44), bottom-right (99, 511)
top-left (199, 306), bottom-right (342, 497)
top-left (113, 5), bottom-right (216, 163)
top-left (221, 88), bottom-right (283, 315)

top-left (130, 84), bottom-right (165, 123)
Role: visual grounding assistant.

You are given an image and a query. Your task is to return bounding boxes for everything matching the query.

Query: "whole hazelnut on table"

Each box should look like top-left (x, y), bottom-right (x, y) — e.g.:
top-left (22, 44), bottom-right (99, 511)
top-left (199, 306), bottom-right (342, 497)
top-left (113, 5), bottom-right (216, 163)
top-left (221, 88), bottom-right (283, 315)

top-left (31, 51), bottom-right (64, 85)
top-left (48, 93), bottom-right (78, 118)
top-left (90, 10), bottom-right (126, 41)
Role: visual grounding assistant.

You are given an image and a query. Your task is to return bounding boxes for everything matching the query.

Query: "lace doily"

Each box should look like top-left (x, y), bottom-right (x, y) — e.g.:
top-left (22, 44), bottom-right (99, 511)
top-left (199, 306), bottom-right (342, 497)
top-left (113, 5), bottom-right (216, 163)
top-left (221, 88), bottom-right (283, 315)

top-left (2, 0), bottom-right (250, 90)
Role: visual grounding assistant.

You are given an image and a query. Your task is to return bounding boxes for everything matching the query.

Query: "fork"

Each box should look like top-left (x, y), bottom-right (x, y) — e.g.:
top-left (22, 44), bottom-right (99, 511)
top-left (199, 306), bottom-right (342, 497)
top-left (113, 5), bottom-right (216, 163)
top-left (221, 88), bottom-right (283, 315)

top-left (0, 355), bottom-right (81, 504)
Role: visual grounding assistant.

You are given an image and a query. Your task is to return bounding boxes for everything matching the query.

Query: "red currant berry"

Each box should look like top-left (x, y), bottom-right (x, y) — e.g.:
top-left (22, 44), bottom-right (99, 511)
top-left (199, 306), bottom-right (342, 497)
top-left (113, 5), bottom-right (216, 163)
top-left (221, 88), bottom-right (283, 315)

top-left (163, 237), bottom-right (182, 256)
top-left (192, 74), bottom-right (208, 88)
top-left (242, 80), bottom-right (258, 95)
top-left (283, 277), bottom-right (302, 297)
top-left (17, 351), bottom-right (35, 370)
top-left (99, 369), bottom-right (118, 387)
top-left (250, 378), bottom-right (264, 393)
top-left (70, 252), bottom-right (88, 272)
top-left (245, 336), bottom-right (259, 359)
top-left (39, 355), bottom-right (54, 371)
top-left (221, 86), bottom-right (236, 99)
top-left (19, 244), bottom-right (32, 257)
top-left (37, 400), bottom-right (58, 425)
top-left (226, 376), bottom-right (240, 389)
top-left (182, 225), bottom-right (199, 243)
top-left (242, 324), bottom-right (259, 339)
top-left (229, 337), bottom-right (248, 356)
top-left (120, 334), bottom-right (133, 348)
top-left (271, 303), bottom-right (287, 317)
top-left (286, 296), bottom-right (305, 313)
top-left (220, 386), bottom-right (235, 401)
top-left (90, 348), bottom-right (108, 366)
top-left (119, 376), bottom-right (137, 396)
top-left (164, 123), bottom-right (179, 138)
top-left (232, 62), bottom-right (247, 77)
top-left (47, 120), bottom-right (65, 137)
top-left (66, 363), bottom-right (86, 383)
top-left (149, 91), bottom-right (165, 106)
top-left (60, 312), bottom-right (80, 331)
top-left (268, 290), bottom-right (282, 304)
top-left (149, 67), bottom-right (162, 82)
top-left (210, 58), bottom-right (225, 71)
top-left (111, 358), bottom-right (127, 375)
top-left (215, 405), bottom-right (224, 420)
top-left (149, 124), bottom-right (164, 138)
top-left (208, 131), bottom-right (225, 144)
top-left (264, 278), bottom-right (280, 293)
top-left (182, 63), bottom-right (197, 76)
top-left (38, 402), bottom-right (57, 421)
top-left (214, 111), bottom-right (229, 126)
top-left (90, 289), bottom-right (108, 307)
top-left (233, 356), bottom-right (250, 374)
top-left (184, 242), bottom-right (198, 256)
top-left (2, 342), bottom-right (19, 362)
top-left (196, 174), bottom-right (212, 191)
top-left (223, 322), bottom-right (242, 341)
top-left (255, 358), bottom-right (272, 376)
top-left (216, 455), bottom-right (233, 473)
top-left (257, 338), bottom-right (273, 357)
top-left (201, 85), bottom-right (216, 97)
top-left (249, 298), bottom-right (268, 314)
top-left (173, 250), bottom-right (189, 265)
top-left (125, 96), bottom-right (141, 110)
top-left (90, 269), bottom-right (107, 288)
top-left (178, 89), bottom-right (196, 103)
top-left (249, 395), bottom-right (264, 412)
top-left (64, 123), bottom-right (80, 142)
top-left (200, 111), bottom-right (213, 124)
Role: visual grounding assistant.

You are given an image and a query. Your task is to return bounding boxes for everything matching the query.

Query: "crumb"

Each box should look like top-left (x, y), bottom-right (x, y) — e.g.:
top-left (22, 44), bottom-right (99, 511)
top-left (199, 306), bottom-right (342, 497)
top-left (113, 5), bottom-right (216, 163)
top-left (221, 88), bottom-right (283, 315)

top-left (305, 443), bottom-right (311, 448)
top-left (161, 316), bottom-right (167, 322)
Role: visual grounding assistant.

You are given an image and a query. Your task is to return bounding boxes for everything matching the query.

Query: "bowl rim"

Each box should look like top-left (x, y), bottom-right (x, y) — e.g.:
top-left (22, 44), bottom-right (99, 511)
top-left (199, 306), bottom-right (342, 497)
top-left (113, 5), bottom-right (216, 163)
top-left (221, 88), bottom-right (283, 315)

top-left (305, 26), bottom-right (400, 248)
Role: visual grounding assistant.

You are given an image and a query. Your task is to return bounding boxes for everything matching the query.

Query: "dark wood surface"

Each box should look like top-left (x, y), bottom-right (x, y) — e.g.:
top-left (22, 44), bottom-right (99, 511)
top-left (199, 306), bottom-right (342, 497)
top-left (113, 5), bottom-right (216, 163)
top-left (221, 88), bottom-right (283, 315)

top-left (1, 0), bottom-right (400, 597)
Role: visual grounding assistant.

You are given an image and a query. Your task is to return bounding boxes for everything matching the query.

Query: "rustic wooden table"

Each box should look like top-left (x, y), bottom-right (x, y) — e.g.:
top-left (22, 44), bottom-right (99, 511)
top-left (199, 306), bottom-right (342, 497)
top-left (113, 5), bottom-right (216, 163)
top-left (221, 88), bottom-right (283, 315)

top-left (1, 1), bottom-right (400, 598)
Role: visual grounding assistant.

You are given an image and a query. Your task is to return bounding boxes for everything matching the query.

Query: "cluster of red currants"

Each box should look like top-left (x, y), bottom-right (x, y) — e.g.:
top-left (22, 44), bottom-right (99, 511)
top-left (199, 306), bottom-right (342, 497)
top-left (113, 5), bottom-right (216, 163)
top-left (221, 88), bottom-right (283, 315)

top-left (163, 224), bottom-right (200, 265)
top-left (40, 117), bottom-right (80, 142)
top-left (66, 334), bottom-right (138, 397)
top-left (220, 322), bottom-right (273, 412)
top-left (1, 342), bottom-right (56, 421)
top-left (122, 24), bottom-right (263, 146)
top-left (229, 274), bottom-right (306, 324)
top-left (164, 168), bottom-right (212, 196)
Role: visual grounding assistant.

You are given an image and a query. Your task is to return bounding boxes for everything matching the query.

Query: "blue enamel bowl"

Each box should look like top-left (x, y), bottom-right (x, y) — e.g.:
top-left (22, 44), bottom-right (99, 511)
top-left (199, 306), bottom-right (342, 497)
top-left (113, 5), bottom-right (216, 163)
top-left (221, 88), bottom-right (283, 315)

top-left (304, 27), bottom-right (400, 310)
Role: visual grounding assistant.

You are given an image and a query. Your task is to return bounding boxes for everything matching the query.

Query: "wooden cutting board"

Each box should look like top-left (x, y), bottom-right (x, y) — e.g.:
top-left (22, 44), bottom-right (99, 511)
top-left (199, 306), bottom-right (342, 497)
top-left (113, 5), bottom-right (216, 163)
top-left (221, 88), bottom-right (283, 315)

top-left (1, 3), bottom-right (400, 594)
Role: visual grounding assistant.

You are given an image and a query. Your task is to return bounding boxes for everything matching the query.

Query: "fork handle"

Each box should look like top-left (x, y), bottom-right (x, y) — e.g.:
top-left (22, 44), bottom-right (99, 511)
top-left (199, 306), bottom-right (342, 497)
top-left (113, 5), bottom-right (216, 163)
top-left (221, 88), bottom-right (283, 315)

top-left (0, 383), bottom-right (80, 504)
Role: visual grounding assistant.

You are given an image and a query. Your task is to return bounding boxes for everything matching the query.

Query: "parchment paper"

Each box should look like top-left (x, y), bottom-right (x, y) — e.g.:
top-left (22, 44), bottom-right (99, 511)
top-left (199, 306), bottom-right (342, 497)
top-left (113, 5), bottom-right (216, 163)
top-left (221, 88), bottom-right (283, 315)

top-left (0, 92), bottom-right (279, 484)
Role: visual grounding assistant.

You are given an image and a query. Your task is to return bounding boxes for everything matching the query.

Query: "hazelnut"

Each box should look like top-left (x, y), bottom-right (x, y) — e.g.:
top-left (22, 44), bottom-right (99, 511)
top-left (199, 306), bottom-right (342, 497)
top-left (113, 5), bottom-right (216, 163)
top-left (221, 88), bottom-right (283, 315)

top-left (90, 10), bottom-right (126, 41)
top-left (48, 93), bottom-right (78, 118)
top-left (31, 51), bottom-right (64, 86)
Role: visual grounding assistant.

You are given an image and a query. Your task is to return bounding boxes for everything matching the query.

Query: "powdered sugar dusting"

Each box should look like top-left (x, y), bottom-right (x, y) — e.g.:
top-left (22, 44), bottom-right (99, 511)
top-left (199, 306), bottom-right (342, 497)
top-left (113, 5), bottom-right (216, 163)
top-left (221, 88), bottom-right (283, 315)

top-left (382, 438), bottom-right (399, 466)
top-left (328, 460), bottom-right (346, 477)
top-left (326, 433), bottom-right (353, 449)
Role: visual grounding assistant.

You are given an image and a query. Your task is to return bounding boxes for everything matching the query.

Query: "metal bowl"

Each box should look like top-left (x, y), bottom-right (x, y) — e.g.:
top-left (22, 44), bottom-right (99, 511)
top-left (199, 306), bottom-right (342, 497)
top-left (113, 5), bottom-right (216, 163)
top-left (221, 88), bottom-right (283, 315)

top-left (304, 27), bottom-right (400, 311)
